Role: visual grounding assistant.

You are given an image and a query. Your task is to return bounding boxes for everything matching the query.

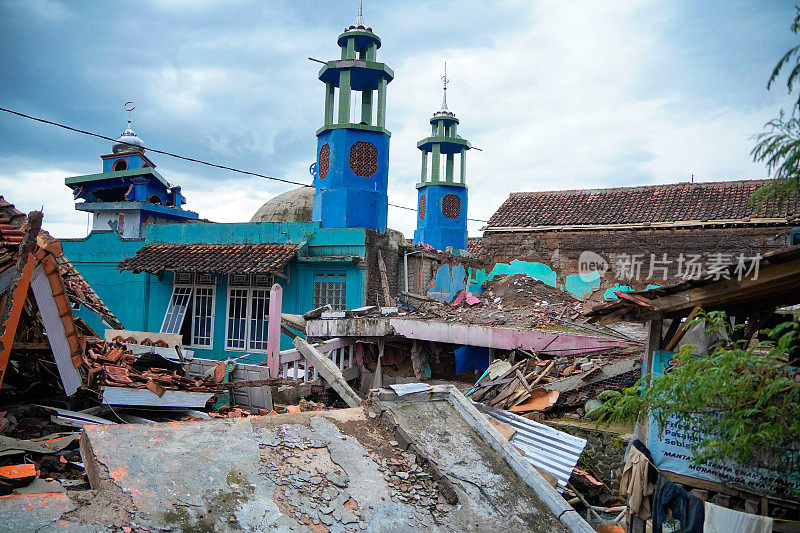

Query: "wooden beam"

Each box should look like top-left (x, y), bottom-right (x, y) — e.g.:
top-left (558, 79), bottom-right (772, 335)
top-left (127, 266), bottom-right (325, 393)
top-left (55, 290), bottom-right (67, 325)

top-left (293, 337), bottom-right (361, 408)
top-left (664, 306), bottom-right (701, 352)
top-left (596, 258), bottom-right (800, 324)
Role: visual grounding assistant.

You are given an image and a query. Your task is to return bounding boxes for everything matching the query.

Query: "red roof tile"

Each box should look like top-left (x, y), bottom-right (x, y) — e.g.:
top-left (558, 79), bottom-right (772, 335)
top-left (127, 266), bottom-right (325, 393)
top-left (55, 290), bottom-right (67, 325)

top-left (118, 243), bottom-right (298, 275)
top-left (485, 180), bottom-right (800, 229)
top-left (467, 237), bottom-right (483, 257)
top-left (0, 196), bottom-right (123, 330)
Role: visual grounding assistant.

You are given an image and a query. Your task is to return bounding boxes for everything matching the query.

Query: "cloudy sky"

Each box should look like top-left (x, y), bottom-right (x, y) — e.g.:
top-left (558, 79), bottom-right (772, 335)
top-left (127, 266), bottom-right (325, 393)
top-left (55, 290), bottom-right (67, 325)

top-left (0, 0), bottom-right (797, 239)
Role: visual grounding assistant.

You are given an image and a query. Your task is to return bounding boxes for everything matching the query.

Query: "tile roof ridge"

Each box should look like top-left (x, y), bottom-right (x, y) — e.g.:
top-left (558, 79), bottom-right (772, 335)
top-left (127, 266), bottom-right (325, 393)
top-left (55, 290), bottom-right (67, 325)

top-left (507, 178), bottom-right (772, 197)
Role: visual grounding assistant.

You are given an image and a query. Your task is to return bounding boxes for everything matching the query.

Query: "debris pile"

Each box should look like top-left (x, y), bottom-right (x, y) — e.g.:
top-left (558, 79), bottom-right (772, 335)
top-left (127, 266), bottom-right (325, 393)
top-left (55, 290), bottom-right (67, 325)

top-left (82, 338), bottom-right (218, 393)
top-left (403, 274), bottom-right (586, 330)
top-left (468, 348), bottom-right (641, 415)
top-left (0, 405), bottom-right (89, 496)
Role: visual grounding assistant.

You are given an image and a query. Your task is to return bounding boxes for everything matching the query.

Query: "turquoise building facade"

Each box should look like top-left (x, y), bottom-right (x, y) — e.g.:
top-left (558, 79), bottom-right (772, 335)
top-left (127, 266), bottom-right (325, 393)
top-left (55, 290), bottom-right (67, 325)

top-left (62, 222), bottom-right (369, 360)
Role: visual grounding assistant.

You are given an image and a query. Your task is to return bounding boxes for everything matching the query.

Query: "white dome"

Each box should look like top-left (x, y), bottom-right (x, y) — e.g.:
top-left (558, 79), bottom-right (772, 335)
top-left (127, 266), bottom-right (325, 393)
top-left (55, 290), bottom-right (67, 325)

top-left (250, 187), bottom-right (314, 223)
top-left (113, 126), bottom-right (145, 153)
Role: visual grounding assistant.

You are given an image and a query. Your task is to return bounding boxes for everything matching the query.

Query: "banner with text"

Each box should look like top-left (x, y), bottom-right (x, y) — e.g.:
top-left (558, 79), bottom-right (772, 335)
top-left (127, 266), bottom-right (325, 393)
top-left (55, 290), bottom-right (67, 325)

top-left (647, 350), bottom-right (799, 498)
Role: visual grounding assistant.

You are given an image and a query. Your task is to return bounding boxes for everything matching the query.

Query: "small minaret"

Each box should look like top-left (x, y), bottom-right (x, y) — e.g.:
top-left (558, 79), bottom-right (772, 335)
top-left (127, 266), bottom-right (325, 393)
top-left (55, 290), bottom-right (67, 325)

top-left (64, 103), bottom-right (197, 238)
top-left (312, 1), bottom-right (394, 231)
top-left (414, 64), bottom-right (471, 252)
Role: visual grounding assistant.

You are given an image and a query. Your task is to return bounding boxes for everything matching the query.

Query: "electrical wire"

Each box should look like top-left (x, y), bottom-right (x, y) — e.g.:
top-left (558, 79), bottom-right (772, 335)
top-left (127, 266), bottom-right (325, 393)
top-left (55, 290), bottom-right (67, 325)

top-left (0, 106), bottom-right (490, 223)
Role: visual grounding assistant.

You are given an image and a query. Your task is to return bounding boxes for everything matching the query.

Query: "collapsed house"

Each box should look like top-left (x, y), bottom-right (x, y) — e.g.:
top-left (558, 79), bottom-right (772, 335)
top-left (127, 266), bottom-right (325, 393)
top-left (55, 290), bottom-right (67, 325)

top-left (587, 244), bottom-right (800, 532)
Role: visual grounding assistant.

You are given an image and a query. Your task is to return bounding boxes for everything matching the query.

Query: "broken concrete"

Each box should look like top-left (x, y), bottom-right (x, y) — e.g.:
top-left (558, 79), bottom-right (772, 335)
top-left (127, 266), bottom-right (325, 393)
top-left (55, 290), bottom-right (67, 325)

top-left (372, 385), bottom-right (594, 532)
top-left (0, 390), bottom-right (594, 531)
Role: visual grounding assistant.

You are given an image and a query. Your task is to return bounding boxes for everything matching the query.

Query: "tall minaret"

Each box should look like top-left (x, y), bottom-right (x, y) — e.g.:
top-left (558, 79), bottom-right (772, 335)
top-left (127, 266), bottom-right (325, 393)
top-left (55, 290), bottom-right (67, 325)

top-left (414, 64), bottom-right (471, 251)
top-left (312, 2), bottom-right (394, 231)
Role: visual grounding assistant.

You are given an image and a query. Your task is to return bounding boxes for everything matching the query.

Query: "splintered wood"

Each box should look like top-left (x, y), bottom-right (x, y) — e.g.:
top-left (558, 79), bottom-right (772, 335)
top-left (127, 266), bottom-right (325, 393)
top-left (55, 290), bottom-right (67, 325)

top-left (467, 353), bottom-right (560, 412)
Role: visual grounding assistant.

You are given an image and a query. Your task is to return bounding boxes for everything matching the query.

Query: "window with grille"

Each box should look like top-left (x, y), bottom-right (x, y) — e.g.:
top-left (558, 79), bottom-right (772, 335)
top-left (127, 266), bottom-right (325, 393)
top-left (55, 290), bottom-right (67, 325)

top-left (318, 144), bottom-right (330, 179)
top-left (225, 275), bottom-right (273, 352)
top-left (313, 272), bottom-right (347, 310)
top-left (442, 194), bottom-right (461, 219)
top-left (226, 288), bottom-right (249, 349)
top-left (192, 287), bottom-right (215, 347)
top-left (161, 286), bottom-right (193, 334)
top-left (161, 274), bottom-right (216, 348)
top-left (349, 142), bottom-right (378, 177)
top-left (418, 195), bottom-right (426, 220)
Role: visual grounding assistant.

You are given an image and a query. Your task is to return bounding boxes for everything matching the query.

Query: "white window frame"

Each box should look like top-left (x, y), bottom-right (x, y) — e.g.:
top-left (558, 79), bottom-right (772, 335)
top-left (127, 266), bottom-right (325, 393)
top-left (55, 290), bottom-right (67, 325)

top-left (160, 273), bottom-right (216, 349)
top-left (224, 275), bottom-right (272, 353)
top-left (313, 272), bottom-right (347, 310)
top-left (190, 285), bottom-right (216, 348)
top-left (161, 285), bottom-right (193, 334)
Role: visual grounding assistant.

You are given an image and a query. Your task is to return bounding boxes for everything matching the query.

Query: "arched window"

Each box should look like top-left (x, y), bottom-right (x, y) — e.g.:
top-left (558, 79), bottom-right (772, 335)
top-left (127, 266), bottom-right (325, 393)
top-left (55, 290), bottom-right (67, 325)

top-left (113, 159), bottom-right (128, 171)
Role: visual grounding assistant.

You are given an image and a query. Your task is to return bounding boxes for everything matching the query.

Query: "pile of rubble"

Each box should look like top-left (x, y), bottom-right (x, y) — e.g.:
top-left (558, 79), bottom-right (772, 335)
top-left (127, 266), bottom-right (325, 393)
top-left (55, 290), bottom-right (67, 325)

top-left (82, 338), bottom-right (217, 393)
top-left (405, 273), bottom-right (586, 330)
top-left (468, 348), bottom-right (642, 415)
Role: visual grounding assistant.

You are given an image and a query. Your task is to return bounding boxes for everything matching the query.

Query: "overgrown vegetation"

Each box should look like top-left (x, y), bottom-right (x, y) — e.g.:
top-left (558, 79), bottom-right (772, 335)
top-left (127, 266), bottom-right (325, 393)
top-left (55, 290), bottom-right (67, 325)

top-left (592, 311), bottom-right (800, 471)
top-left (751, 6), bottom-right (800, 208)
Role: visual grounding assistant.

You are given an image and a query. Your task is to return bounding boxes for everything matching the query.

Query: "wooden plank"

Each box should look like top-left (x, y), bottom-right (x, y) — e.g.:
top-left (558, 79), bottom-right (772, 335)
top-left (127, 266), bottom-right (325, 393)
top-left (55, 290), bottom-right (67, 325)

top-left (377, 250), bottom-right (395, 307)
top-left (529, 360), bottom-right (555, 388)
top-left (516, 369), bottom-right (534, 395)
top-left (664, 305), bottom-right (701, 352)
top-left (293, 338), bottom-right (361, 408)
top-left (471, 361), bottom-right (524, 402)
top-left (11, 341), bottom-right (50, 350)
top-left (487, 417), bottom-right (516, 441)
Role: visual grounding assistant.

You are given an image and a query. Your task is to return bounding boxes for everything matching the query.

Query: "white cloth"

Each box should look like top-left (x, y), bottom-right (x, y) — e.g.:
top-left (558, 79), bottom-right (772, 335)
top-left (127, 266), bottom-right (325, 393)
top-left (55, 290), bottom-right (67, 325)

top-left (703, 501), bottom-right (773, 533)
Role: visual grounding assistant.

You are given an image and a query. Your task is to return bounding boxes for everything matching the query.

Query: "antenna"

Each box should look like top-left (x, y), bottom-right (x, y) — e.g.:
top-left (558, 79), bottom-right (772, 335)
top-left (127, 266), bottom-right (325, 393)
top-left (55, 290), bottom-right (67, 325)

top-left (441, 62), bottom-right (449, 111)
top-left (124, 101), bottom-right (135, 129)
top-left (356, 0), bottom-right (364, 26)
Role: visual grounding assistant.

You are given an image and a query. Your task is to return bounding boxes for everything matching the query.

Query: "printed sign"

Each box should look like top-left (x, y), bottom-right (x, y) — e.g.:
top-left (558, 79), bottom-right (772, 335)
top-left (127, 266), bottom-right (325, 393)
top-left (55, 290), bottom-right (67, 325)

top-left (647, 350), bottom-right (800, 498)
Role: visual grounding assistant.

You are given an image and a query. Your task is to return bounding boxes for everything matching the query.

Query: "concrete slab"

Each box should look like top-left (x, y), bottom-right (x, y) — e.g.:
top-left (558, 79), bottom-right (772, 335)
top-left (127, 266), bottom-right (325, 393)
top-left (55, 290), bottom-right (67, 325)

top-left (307, 316), bottom-right (630, 355)
top-left (0, 492), bottom-right (106, 533)
top-left (375, 385), bottom-right (593, 532)
top-left (0, 398), bottom-right (591, 531)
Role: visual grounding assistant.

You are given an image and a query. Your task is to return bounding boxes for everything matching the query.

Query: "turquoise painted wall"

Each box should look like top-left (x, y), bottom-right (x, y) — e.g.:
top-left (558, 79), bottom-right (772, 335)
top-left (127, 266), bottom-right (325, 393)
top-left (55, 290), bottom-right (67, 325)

top-left (61, 230), bottom-right (151, 334)
top-left (464, 259), bottom-right (650, 301)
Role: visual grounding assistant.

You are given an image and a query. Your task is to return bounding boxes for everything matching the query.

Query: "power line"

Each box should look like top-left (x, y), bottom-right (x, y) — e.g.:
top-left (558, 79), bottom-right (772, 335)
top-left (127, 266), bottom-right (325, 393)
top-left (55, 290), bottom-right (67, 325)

top-left (0, 106), bottom-right (490, 223)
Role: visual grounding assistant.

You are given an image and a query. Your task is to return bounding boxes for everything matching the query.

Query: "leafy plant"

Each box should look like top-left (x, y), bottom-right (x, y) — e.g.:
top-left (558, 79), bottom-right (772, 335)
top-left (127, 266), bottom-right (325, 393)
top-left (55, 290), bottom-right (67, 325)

top-left (592, 310), bottom-right (800, 471)
top-left (751, 6), bottom-right (800, 208)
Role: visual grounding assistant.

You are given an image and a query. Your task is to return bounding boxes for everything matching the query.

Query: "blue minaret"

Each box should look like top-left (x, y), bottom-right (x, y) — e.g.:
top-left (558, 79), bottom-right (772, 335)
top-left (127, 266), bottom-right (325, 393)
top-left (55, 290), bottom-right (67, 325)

top-left (64, 103), bottom-right (197, 239)
top-left (414, 65), bottom-right (471, 252)
top-left (312, 3), bottom-right (394, 231)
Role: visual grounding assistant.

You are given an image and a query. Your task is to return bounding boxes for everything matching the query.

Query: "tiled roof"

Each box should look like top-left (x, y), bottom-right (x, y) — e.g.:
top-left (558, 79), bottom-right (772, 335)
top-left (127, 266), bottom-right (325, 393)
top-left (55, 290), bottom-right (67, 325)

top-left (485, 180), bottom-right (800, 230)
top-left (467, 237), bottom-right (483, 257)
top-left (0, 196), bottom-right (123, 330)
top-left (118, 243), bottom-right (298, 275)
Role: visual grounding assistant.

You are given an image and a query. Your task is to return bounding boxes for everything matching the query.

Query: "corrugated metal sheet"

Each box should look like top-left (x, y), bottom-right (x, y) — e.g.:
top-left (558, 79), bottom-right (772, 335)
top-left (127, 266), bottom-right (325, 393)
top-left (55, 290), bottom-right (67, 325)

top-left (482, 405), bottom-right (586, 491)
top-left (30, 266), bottom-right (82, 395)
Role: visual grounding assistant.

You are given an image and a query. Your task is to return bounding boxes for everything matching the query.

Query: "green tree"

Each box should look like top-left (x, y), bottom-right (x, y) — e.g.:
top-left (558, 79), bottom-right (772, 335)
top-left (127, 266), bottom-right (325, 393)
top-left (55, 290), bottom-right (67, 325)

top-left (751, 6), bottom-right (800, 208)
top-left (593, 311), bottom-right (800, 476)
